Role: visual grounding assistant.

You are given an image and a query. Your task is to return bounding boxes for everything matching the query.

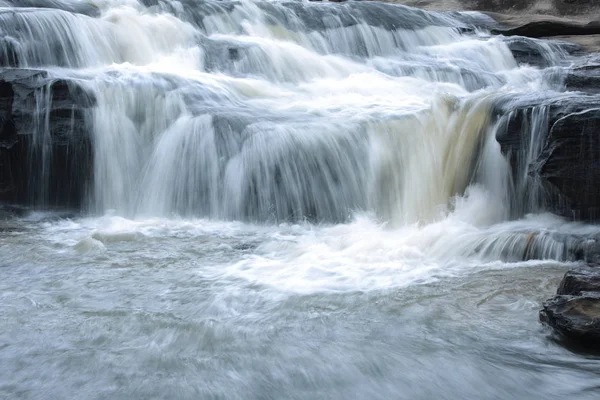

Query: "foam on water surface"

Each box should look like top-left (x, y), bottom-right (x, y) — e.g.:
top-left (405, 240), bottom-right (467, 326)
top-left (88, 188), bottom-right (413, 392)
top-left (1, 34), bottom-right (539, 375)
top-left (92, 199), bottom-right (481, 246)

top-left (1, 0), bottom-right (592, 291)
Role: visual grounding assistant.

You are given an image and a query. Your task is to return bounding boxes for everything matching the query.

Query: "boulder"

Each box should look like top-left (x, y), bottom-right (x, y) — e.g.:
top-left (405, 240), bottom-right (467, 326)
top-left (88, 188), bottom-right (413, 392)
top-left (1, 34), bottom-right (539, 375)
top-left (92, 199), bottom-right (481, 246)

top-left (540, 291), bottom-right (600, 346)
top-left (540, 264), bottom-right (600, 347)
top-left (558, 267), bottom-right (600, 296)
top-left (0, 68), bottom-right (95, 209)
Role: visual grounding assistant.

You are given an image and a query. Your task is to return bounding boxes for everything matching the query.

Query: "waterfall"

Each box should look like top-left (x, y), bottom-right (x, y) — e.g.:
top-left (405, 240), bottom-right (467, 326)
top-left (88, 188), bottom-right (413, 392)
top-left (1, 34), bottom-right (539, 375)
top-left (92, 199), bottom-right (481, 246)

top-left (0, 0), bottom-right (576, 223)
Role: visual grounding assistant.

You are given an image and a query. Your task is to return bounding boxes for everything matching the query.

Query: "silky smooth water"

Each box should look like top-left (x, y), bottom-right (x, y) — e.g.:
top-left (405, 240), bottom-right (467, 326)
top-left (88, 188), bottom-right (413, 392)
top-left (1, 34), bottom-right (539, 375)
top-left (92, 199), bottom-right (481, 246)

top-left (2, 210), bottom-right (600, 399)
top-left (2, 0), bottom-right (600, 398)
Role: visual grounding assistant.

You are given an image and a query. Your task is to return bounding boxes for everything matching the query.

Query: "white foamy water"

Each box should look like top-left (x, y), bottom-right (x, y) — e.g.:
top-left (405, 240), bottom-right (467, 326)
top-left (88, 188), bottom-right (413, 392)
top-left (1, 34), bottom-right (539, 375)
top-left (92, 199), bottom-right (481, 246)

top-left (25, 185), bottom-right (594, 295)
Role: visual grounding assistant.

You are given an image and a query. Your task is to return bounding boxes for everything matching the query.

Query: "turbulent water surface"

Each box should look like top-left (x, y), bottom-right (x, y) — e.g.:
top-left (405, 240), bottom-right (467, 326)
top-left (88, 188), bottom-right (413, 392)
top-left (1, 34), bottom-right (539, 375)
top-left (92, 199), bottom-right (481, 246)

top-left (2, 0), bottom-right (600, 398)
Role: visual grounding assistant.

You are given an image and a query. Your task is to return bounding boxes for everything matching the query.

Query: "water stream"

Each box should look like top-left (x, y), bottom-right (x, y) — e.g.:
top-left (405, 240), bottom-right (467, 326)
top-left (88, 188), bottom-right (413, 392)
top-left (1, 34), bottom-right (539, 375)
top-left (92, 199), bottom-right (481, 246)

top-left (1, 0), bottom-right (600, 398)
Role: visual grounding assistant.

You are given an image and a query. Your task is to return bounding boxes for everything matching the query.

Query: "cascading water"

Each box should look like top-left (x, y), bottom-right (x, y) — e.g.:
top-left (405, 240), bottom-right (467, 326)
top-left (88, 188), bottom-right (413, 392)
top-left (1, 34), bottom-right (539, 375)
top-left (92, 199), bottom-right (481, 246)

top-left (2, 1), bottom-right (600, 398)
top-left (0, 0), bottom-right (555, 222)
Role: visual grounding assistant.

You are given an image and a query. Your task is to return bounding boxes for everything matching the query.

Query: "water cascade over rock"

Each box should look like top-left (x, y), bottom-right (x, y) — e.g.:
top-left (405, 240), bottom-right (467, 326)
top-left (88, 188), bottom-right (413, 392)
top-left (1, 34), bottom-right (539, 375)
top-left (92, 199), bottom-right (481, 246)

top-left (6, 2), bottom-right (600, 393)
top-left (0, 0), bottom-right (599, 226)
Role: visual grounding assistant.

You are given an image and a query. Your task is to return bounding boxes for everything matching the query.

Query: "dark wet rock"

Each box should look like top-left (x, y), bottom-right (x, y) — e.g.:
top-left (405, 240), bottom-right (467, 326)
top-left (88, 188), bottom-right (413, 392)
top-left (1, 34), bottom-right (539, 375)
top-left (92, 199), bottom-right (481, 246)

top-left (494, 93), bottom-right (600, 222)
top-left (540, 292), bottom-right (600, 345)
top-left (535, 107), bottom-right (600, 221)
top-left (0, 68), bottom-right (95, 209)
top-left (504, 39), bottom-right (549, 67)
top-left (493, 20), bottom-right (600, 39)
top-left (568, 238), bottom-right (600, 264)
top-left (540, 262), bottom-right (600, 348)
top-left (558, 267), bottom-right (600, 296)
top-left (564, 64), bottom-right (600, 94)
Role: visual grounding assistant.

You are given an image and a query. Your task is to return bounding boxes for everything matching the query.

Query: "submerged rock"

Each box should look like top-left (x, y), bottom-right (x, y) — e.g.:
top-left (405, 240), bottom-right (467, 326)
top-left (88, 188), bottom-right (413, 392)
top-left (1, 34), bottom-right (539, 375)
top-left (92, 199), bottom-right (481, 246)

top-left (535, 108), bottom-right (600, 221)
top-left (493, 20), bottom-right (600, 39)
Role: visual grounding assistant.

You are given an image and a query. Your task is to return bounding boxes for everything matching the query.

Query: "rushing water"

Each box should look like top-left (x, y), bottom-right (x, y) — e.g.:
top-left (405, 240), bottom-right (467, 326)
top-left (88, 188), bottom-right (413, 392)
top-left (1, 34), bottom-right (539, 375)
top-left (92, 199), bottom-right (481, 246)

top-left (2, 0), bottom-right (600, 398)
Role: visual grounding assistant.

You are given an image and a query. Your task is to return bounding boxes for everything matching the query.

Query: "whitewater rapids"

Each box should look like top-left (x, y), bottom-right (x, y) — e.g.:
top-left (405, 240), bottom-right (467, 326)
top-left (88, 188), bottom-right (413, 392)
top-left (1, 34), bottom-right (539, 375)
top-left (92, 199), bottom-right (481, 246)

top-left (2, 0), bottom-right (600, 399)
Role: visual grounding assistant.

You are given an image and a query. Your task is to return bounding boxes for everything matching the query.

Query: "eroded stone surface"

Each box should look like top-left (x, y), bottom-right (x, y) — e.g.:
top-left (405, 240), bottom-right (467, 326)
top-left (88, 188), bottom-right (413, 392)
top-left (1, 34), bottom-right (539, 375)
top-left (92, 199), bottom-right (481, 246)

top-left (558, 268), bottom-right (600, 296)
top-left (540, 291), bottom-right (600, 345)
